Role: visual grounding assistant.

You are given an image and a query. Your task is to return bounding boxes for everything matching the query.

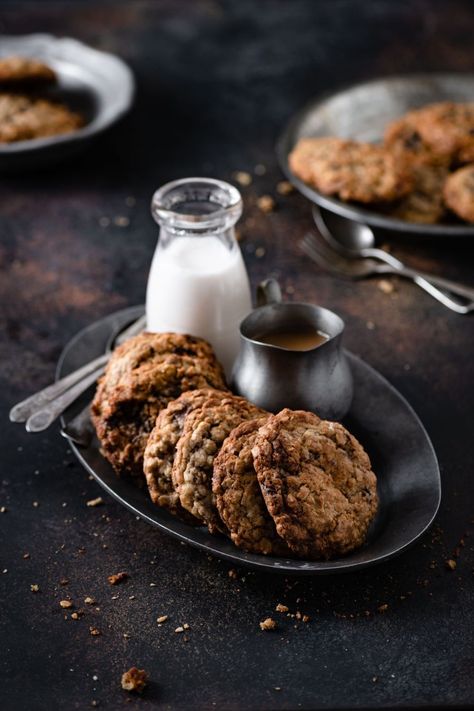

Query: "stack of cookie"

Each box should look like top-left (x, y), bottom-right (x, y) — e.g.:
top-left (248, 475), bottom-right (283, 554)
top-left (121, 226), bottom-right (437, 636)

top-left (92, 332), bottom-right (378, 560)
top-left (289, 101), bottom-right (474, 224)
top-left (0, 55), bottom-right (84, 143)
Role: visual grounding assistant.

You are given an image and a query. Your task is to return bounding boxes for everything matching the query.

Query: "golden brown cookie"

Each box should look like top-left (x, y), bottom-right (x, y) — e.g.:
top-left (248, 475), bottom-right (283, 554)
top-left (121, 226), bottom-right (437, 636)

top-left (385, 102), bottom-right (474, 165)
top-left (91, 332), bottom-right (227, 479)
top-left (0, 56), bottom-right (56, 85)
top-left (443, 165), bottom-right (474, 223)
top-left (288, 136), bottom-right (412, 203)
top-left (387, 163), bottom-right (448, 224)
top-left (252, 409), bottom-right (378, 560)
top-left (0, 93), bottom-right (83, 143)
top-left (143, 388), bottom-right (229, 520)
top-left (172, 395), bottom-right (265, 533)
top-left (213, 417), bottom-right (291, 556)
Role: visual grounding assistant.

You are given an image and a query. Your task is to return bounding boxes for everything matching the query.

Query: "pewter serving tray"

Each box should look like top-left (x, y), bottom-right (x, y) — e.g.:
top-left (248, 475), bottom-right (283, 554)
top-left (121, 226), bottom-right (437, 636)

top-left (59, 307), bottom-right (441, 574)
top-left (277, 73), bottom-right (474, 236)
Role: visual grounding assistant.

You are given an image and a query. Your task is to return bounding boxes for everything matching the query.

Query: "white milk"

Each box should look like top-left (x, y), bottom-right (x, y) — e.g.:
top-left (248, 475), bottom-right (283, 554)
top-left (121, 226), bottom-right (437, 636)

top-left (146, 235), bottom-right (252, 376)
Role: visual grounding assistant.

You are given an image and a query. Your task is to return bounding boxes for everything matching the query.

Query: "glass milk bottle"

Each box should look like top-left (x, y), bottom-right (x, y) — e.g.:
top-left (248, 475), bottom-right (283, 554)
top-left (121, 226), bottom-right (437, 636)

top-left (146, 178), bottom-right (252, 377)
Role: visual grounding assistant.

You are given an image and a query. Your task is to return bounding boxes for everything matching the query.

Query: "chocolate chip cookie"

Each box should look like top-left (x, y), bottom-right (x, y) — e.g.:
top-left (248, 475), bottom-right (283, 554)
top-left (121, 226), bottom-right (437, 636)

top-left (252, 409), bottom-right (378, 559)
top-left (144, 388), bottom-right (229, 520)
top-left (213, 417), bottom-right (291, 556)
top-left (385, 102), bottom-right (474, 164)
top-left (443, 165), bottom-right (474, 223)
top-left (387, 163), bottom-right (448, 224)
top-left (0, 93), bottom-right (83, 143)
top-left (91, 332), bottom-right (227, 479)
top-left (172, 395), bottom-right (265, 533)
top-left (289, 136), bottom-right (412, 203)
top-left (0, 56), bottom-right (56, 85)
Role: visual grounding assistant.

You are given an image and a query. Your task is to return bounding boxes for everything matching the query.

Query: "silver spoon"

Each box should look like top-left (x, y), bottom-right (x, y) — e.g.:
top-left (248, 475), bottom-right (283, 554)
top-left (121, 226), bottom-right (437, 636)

top-left (313, 206), bottom-right (474, 302)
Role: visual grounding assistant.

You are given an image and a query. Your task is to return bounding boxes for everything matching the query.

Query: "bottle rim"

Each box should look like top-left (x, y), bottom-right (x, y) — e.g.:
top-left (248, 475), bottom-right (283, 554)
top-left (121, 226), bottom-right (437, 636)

top-left (151, 177), bottom-right (242, 229)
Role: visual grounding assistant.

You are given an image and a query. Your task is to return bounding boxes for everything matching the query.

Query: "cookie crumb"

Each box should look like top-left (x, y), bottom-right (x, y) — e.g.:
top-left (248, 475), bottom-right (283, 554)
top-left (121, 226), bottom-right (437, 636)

top-left (175, 626), bottom-right (184, 633)
top-left (260, 618), bottom-right (277, 631)
top-left (183, 623), bottom-right (190, 630)
top-left (302, 615), bottom-right (310, 623)
top-left (274, 687), bottom-right (282, 691)
top-left (0, 506), bottom-right (7, 513)
top-left (23, 553), bottom-right (30, 559)
top-left (86, 497), bottom-right (104, 508)
top-left (59, 578), bottom-right (69, 586)
top-left (59, 600), bottom-right (73, 609)
top-left (255, 247), bottom-right (266, 258)
top-left (108, 571), bottom-right (128, 585)
top-left (121, 667), bottom-right (148, 693)
top-left (30, 584), bottom-right (39, 593)
top-left (257, 195), bottom-right (276, 213)
top-left (234, 171), bottom-right (252, 186)
top-left (445, 558), bottom-right (457, 571)
top-left (89, 627), bottom-right (101, 636)
top-left (377, 603), bottom-right (389, 613)
top-left (228, 569), bottom-right (237, 579)
top-left (84, 596), bottom-right (95, 605)
top-left (156, 615), bottom-right (168, 624)
top-left (32, 501), bottom-right (39, 508)
top-left (276, 180), bottom-right (294, 195)
top-left (378, 279), bottom-right (394, 294)
top-left (114, 215), bottom-right (130, 228)
top-left (71, 612), bottom-right (80, 620)
top-left (275, 603), bottom-right (288, 613)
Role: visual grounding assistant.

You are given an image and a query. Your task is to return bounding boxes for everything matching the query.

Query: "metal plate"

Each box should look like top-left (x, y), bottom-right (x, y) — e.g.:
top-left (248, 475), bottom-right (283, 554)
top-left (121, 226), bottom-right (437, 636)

top-left (277, 73), bottom-right (474, 236)
top-left (0, 34), bottom-right (135, 169)
top-left (59, 306), bottom-right (441, 574)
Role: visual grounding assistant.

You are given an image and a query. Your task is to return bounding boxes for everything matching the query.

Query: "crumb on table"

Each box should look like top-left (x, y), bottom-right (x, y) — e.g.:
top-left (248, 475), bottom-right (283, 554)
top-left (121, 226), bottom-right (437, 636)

top-left (260, 617), bottom-right (277, 631)
top-left (108, 571), bottom-right (128, 585)
top-left (121, 667), bottom-right (148, 693)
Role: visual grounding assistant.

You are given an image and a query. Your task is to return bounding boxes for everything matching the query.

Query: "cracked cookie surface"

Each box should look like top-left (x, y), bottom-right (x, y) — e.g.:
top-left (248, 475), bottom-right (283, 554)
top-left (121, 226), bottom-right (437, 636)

top-left (213, 417), bottom-right (291, 556)
top-left (289, 136), bottom-right (412, 203)
top-left (172, 395), bottom-right (265, 533)
top-left (91, 332), bottom-right (227, 479)
top-left (144, 388), bottom-right (229, 520)
top-left (252, 409), bottom-right (378, 559)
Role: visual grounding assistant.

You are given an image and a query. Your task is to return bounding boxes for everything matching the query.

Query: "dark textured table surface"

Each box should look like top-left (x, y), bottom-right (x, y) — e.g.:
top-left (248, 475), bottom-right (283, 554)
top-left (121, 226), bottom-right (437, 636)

top-left (1, 2), bottom-right (474, 710)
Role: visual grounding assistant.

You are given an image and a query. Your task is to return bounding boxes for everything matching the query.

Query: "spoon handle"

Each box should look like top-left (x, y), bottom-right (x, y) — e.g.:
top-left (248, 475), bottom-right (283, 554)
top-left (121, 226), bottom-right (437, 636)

top-left (368, 249), bottom-right (474, 301)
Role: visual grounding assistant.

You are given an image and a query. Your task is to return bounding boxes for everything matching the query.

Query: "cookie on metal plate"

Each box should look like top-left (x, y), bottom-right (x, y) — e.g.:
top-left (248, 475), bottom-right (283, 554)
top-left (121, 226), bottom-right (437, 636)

top-left (172, 395), bottom-right (265, 533)
top-left (213, 417), bottom-right (291, 556)
top-left (144, 388), bottom-right (229, 520)
top-left (252, 409), bottom-right (378, 559)
top-left (443, 165), bottom-right (474, 223)
top-left (0, 56), bottom-right (56, 85)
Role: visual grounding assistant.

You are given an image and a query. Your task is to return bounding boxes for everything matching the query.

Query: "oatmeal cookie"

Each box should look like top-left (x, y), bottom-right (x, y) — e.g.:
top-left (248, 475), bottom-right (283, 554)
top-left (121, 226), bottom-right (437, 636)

top-left (213, 417), bottom-right (291, 556)
top-left (172, 395), bottom-right (265, 533)
top-left (0, 93), bottom-right (83, 143)
top-left (288, 136), bottom-right (412, 203)
top-left (385, 102), bottom-right (474, 164)
top-left (387, 163), bottom-right (448, 224)
top-left (0, 56), bottom-right (56, 85)
top-left (252, 409), bottom-right (378, 559)
top-left (91, 332), bottom-right (227, 478)
top-left (384, 116), bottom-right (448, 168)
top-left (443, 165), bottom-right (474, 223)
top-left (144, 388), bottom-right (229, 520)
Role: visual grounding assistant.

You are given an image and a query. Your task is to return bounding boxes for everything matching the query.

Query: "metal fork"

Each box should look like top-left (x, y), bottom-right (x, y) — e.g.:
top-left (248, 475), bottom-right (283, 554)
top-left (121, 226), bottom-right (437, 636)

top-left (301, 233), bottom-right (474, 315)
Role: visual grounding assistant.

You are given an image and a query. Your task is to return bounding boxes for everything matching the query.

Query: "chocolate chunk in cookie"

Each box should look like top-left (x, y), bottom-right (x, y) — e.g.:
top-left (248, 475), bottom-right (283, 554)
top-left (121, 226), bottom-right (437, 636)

top-left (144, 388), bottom-right (229, 520)
top-left (252, 409), bottom-right (378, 560)
top-left (91, 332), bottom-right (227, 479)
top-left (172, 395), bottom-right (265, 533)
top-left (213, 417), bottom-right (291, 556)
top-left (289, 136), bottom-right (412, 203)
top-left (443, 165), bottom-right (474, 223)
top-left (0, 56), bottom-right (56, 86)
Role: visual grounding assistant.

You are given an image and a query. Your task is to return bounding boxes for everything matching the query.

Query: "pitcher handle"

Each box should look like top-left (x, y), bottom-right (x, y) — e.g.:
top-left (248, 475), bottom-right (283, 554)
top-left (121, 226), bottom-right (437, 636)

top-left (256, 278), bottom-right (282, 307)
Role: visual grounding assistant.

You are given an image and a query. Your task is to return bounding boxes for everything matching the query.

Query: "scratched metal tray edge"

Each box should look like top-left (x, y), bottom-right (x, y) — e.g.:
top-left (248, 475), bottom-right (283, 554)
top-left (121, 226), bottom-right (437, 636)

top-left (58, 306), bottom-right (441, 575)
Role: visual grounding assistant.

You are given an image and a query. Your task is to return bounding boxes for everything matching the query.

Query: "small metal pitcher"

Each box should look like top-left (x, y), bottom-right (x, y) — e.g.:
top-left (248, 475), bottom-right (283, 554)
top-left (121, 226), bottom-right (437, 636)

top-left (231, 280), bottom-right (353, 420)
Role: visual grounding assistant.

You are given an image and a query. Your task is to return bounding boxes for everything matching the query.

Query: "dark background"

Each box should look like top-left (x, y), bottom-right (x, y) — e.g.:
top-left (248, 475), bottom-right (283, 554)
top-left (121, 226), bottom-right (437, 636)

top-left (1, 1), bottom-right (474, 709)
